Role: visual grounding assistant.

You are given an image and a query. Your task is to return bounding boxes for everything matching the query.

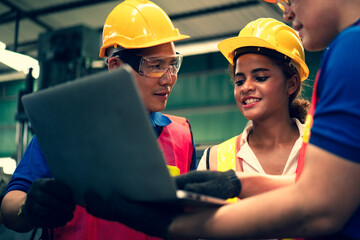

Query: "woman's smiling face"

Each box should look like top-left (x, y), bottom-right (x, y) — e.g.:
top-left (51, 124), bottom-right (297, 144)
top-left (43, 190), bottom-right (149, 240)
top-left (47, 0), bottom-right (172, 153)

top-left (233, 53), bottom-right (292, 122)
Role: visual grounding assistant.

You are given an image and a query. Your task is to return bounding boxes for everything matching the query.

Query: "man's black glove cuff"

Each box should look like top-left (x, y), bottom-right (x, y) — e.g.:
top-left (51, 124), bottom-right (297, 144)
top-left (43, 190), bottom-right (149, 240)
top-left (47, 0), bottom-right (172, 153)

top-left (175, 169), bottom-right (241, 199)
top-left (225, 170), bottom-right (241, 198)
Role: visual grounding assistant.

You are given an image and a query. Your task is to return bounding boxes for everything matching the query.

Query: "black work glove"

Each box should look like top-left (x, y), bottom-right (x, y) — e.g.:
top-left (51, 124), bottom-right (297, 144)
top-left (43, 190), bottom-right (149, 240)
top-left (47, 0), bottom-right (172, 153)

top-left (175, 170), bottom-right (241, 199)
top-left (21, 178), bottom-right (75, 228)
top-left (85, 192), bottom-right (182, 239)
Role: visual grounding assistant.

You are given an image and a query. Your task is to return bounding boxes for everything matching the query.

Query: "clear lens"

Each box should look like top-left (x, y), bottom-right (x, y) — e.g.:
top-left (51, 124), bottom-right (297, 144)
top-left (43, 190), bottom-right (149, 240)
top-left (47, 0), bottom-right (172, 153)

top-left (139, 54), bottom-right (183, 78)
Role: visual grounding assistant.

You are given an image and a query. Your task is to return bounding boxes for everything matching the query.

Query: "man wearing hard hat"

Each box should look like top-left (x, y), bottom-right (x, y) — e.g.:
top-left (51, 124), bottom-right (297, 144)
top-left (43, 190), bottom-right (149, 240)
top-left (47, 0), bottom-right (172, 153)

top-left (1, 1), bottom-right (196, 239)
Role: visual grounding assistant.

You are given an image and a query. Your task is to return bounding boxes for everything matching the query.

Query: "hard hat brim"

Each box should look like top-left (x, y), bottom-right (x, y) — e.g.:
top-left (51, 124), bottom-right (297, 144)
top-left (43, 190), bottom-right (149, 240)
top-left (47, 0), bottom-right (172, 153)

top-left (99, 34), bottom-right (189, 58)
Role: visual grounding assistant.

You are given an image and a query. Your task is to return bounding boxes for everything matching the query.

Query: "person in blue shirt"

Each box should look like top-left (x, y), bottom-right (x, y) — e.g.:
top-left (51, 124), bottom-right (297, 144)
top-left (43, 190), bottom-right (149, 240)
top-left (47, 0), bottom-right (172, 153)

top-left (0, 1), bottom-right (196, 239)
top-left (82, 0), bottom-right (360, 239)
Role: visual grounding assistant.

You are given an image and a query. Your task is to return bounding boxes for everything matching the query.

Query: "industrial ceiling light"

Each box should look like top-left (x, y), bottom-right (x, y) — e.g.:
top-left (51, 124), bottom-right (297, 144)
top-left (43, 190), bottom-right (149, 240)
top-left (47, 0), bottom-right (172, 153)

top-left (0, 41), bottom-right (40, 79)
top-left (175, 39), bottom-right (221, 56)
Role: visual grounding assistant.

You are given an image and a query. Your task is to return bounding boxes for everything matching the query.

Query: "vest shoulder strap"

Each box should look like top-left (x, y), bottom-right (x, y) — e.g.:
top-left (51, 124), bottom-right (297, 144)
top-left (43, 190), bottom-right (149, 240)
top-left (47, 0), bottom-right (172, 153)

top-left (207, 134), bottom-right (242, 171)
top-left (163, 114), bottom-right (189, 128)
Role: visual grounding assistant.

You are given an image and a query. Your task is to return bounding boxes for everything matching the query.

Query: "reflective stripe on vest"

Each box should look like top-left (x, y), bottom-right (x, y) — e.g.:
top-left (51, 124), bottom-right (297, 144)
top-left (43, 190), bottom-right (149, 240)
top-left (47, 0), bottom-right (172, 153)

top-left (210, 134), bottom-right (242, 172)
top-left (52, 114), bottom-right (194, 240)
top-left (210, 135), bottom-right (241, 203)
top-left (217, 136), bottom-right (238, 172)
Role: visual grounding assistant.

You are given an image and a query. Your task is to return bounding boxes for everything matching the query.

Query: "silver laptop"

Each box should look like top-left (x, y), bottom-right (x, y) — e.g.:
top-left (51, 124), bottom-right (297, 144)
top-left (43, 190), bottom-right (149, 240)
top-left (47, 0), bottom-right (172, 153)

top-left (22, 65), bottom-right (227, 207)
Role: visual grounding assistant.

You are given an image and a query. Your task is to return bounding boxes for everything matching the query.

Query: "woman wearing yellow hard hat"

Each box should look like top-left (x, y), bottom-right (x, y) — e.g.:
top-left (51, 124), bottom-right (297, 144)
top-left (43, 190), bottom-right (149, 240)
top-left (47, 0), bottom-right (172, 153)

top-left (196, 18), bottom-right (309, 205)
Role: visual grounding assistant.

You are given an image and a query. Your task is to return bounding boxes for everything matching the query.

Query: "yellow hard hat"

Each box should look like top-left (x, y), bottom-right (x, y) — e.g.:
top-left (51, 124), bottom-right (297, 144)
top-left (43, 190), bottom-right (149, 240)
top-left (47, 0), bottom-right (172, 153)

top-left (99, 0), bottom-right (189, 58)
top-left (218, 18), bottom-right (309, 81)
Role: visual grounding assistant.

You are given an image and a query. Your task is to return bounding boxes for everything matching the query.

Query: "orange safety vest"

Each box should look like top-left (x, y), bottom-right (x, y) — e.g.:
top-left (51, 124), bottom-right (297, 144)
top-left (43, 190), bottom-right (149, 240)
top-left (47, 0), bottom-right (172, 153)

top-left (51, 114), bottom-right (194, 240)
top-left (160, 114), bottom-right (195, 175)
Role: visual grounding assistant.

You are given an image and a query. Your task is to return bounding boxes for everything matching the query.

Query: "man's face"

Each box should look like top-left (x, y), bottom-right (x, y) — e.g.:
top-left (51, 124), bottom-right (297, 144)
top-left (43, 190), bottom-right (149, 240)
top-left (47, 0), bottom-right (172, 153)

top-left (281, 0), bottom-right (342, 51)
top-left (108, 42), bottom-right (178, 113)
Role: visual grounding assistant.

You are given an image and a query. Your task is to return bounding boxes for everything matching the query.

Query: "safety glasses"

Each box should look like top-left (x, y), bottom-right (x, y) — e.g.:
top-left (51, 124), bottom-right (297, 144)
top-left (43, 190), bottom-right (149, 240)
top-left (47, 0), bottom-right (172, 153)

top-left (139, 54), bottom-right (183, 78)
top-left (111, 51), bottom-right (183, 78)
top-left (276, 0), bottom-right (292, 12)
